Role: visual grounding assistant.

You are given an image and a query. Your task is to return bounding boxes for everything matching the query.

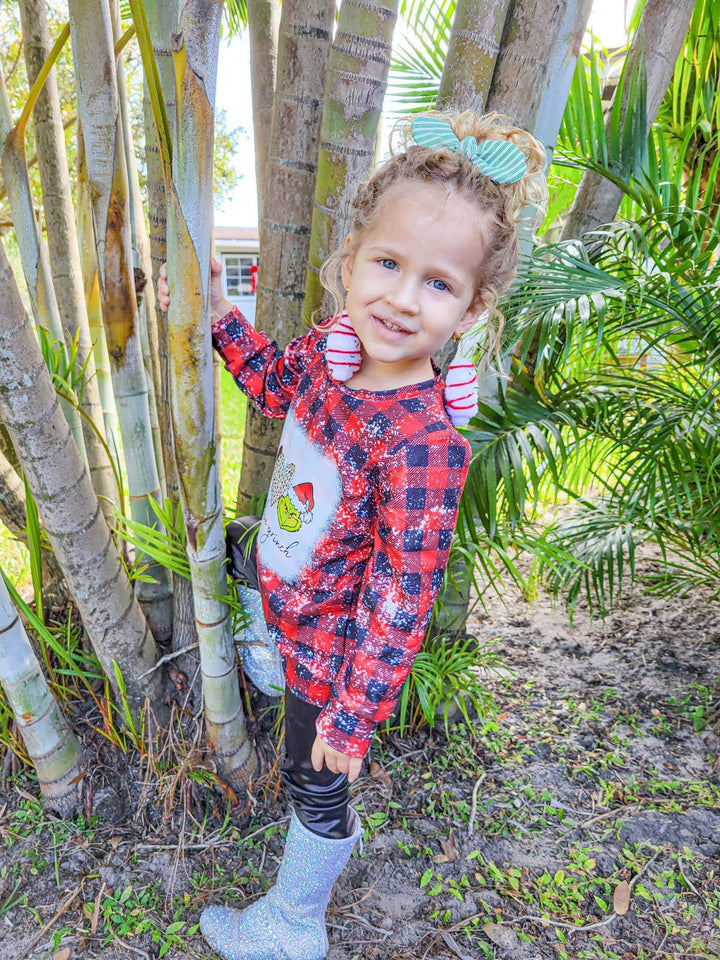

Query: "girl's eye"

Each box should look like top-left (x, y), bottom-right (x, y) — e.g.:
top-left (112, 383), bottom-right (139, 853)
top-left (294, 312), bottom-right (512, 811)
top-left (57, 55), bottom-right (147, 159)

top-left (431, 279), bottom-right (449, 292)
top-left (380, 259), bottom-right (397, 270)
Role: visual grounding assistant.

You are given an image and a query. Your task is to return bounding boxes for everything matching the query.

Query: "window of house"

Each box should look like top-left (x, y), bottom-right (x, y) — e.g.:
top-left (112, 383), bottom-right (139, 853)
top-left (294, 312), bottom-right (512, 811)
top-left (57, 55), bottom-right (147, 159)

top-left (223, 254), bottom-right (259, 296)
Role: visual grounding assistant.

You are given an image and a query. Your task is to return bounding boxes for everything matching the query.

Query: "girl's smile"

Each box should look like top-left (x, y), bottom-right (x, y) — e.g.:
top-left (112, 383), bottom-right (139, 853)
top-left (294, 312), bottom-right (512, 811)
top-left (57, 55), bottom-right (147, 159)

top-left (340, 182), bottom-right (490, 391)
top-left (372, 314), bottom-right (413, 336)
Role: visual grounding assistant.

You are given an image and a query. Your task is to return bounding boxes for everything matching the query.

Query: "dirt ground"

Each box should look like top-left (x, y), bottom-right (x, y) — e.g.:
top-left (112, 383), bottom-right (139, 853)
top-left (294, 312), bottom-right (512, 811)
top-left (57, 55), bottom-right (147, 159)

top-left (2, 567), bottom-right (719, 960)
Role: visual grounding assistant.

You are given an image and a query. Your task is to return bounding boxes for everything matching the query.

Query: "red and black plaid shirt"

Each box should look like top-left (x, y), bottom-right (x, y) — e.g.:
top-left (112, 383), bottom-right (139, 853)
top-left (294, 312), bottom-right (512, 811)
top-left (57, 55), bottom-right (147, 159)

top-left (212, 308), bottom-right (470, 757)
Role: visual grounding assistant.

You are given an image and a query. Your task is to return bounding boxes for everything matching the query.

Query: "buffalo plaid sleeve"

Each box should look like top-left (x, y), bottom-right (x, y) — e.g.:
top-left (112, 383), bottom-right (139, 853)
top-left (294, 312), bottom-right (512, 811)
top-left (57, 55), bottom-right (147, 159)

top-left (211, 307), bottom-right (320, 419)
top-left (315, 431), bottom-right (471, 758)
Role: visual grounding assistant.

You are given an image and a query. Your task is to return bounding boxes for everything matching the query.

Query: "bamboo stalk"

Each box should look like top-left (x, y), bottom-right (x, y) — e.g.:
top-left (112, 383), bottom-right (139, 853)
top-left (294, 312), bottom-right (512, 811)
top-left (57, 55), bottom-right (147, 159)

top-left (437, 0), bottom-right (512, 112)
top-left (112, 0), bottom-right (165, 477)
top-left (247, 0), bottom-right (280, 222)
top-left (0, 571), bottom-right (84, 815)
top-left (133, 0), bottom-right (254, 778)
top-left (111, 0), bottom-right (172, 640)
top-left (76, 126), bottom-right (119, 456)
top-left (166, 1), bottom-right (254, 780)
top-left (303, 0), bottom-right (398, 323)
top-left (237, 0), bottom-right (335, 511)
top-left (0, 66), bottom-right (88, 465)
top-left (485, 0), bottom-right (593, 136)
top-left (141, 0), bottom-right (200, 695)
top-left (67, 0), bottom-right (170, 640)
top-left (18, 0), bottom-right (118, 519)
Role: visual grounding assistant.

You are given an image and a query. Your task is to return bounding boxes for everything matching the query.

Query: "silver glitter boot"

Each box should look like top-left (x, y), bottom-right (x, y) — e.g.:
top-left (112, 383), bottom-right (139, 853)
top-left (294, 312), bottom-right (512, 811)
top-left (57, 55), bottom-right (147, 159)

top-left (200, 807), bottom-right (363, 960)
top-left (234, 584), bottom-right (285, 697)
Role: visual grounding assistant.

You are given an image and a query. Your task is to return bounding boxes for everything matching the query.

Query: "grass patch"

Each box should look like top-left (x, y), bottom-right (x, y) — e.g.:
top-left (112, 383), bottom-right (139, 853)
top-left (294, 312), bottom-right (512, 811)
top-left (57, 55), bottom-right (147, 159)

top-left (219, 363), bottom-right (247, 510)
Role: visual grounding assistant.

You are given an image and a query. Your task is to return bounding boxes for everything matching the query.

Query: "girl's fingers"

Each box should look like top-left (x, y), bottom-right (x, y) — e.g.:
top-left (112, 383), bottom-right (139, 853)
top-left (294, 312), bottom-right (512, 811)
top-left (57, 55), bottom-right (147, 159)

top-left (310, 737), bottom-right (325, 773)
top-left (156, 262), bottom-right (170, 311)
top-left (310, 735), bottom-right (361, 781)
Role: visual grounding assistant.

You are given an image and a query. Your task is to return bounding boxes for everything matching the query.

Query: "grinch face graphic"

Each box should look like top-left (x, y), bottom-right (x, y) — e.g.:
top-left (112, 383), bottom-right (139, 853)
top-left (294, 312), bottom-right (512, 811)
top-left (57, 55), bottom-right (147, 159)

top-left (272, 448), bottom-right (315, 532)
top-left (258, 411), bottom-right (341, 583)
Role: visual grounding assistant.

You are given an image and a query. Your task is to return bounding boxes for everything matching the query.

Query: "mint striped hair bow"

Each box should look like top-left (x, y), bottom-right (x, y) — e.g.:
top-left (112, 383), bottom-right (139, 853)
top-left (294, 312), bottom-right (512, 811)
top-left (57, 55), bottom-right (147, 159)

top-left (411, 116), bottom-right (526, 185)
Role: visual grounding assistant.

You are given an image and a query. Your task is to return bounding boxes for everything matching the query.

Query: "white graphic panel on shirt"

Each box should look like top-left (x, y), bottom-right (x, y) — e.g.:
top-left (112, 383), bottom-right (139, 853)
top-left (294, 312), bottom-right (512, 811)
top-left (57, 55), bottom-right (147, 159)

top-left (258, 410), bottom-right (342, 584)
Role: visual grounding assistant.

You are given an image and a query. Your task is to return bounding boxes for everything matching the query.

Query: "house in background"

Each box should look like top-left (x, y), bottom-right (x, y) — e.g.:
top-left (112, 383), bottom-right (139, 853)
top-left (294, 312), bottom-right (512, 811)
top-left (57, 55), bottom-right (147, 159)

top-left (214, 226), bottom-right (259, 324)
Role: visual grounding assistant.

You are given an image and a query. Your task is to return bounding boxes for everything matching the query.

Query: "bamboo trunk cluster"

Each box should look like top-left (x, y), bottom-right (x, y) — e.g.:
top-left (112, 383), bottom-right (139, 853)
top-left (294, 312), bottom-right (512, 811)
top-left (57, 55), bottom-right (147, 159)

top-left (237, 0), bottom-right (335, 511)
top-left (160, 0), bottom-right (254, 781)
top-left (18, 0), bottom-right (118, 518)
top-left (68, 0), bottom-right (172, 640)
top-left (437, 0), bottom-right (511, 112)
top-left (0, 241), bottom-right (161, 713)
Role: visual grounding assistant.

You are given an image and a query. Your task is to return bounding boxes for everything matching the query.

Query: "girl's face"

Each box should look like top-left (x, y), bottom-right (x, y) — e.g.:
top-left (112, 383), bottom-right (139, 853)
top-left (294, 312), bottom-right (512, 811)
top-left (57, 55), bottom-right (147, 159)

top-left (341, 181), bottom-right (490, 391)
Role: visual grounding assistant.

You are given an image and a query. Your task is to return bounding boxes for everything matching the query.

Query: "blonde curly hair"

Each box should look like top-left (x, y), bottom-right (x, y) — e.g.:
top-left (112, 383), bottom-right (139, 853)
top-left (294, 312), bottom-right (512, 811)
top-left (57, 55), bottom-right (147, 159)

top-left (318, 110), bottom-right (547, 353)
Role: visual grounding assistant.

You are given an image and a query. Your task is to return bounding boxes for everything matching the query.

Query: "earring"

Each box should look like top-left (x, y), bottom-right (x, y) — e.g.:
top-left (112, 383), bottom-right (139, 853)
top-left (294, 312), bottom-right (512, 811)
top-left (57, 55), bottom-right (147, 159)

top-left (445, 318), bottom-right (486, 426)
top-left (451, 332), bottom-right (462, 343)
top-left (325, 312), bottom-right (362, 382)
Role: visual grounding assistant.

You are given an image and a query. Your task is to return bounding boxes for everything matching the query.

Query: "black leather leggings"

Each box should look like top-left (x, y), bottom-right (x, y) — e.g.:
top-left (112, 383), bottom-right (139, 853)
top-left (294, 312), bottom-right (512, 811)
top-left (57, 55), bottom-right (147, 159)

top-left (226, 519), bottom-right (351, 840)
top-left (282, 690), bottom-right (351, 840)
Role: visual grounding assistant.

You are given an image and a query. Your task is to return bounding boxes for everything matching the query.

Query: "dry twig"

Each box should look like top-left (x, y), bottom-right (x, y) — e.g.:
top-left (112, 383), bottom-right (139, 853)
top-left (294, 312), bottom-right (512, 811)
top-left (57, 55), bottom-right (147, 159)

top-left (467, 772), bottom-right (486, 835)
top-left (12, 881), bottom-right (83, 960)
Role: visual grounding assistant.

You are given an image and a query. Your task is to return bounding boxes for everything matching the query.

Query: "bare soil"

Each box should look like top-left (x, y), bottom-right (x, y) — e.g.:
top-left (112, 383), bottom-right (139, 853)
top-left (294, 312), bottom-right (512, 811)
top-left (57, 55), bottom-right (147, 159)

top-left (2, 567), bottom-right (719, 960)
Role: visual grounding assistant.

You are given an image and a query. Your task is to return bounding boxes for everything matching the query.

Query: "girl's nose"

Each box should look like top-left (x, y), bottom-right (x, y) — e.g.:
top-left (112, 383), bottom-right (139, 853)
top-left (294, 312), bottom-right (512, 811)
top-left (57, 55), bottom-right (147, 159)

top-left (387, 275), bottom-right (419, 314)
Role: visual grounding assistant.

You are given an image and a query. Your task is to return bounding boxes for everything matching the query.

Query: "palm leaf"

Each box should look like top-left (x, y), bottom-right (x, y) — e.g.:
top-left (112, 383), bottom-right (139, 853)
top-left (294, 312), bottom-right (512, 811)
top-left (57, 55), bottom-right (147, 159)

top-left (386, 0), bottom-right (454, 115)
top-left (224, 0), bottom-right (249, 36)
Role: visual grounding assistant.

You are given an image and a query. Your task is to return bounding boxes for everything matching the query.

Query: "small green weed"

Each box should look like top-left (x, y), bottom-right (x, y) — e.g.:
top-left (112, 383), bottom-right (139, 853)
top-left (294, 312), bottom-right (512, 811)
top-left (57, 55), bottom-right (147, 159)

top-left (670, 682), bottom-right (720, 732)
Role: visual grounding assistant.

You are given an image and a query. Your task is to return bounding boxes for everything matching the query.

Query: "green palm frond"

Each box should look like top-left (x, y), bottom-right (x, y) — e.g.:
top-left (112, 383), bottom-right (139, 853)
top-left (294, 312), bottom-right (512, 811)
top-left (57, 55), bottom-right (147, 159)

top-left (510, 215), bottom-right (720, 380)
top-left (540, 501), bottom-right (645, 615)
top-left (399, 633), bottom-right (501, 736)
top-left (552, 0), bottom-right (719, 235)
top-left (117, 498), bottom-right (191, 581)
top-left (657, 0), bottom-right (720, 136)
top-left (386, 0), bottom-right (454, 114)
top-left (461, 390), bottom-right (574, 538)
top-left (497, 158), bottom-right (720, 612)
top-left (557, 41), bottom-right (647, 182)
top-left (224, 0), bottom-right (249, 36)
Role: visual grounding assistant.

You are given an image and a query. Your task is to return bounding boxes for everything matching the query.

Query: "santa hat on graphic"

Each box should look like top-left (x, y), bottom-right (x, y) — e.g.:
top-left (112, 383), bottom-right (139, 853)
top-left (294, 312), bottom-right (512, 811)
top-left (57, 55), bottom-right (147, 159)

top-left (292, 482), bottom-right (315, 519)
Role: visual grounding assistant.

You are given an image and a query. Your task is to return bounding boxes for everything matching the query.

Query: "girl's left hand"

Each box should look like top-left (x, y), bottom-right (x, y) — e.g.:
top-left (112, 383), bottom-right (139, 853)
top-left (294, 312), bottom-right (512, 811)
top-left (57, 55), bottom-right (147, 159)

top-left (311, 735), bottom-right (362, 783)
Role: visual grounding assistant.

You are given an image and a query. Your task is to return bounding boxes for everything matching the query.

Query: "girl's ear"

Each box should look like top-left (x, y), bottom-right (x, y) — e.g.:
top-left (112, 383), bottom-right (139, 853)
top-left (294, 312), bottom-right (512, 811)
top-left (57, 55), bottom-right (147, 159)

top-left (455, 290), bottom-right (490, 337)
top-left (340, 234), bottom-right (354, 290)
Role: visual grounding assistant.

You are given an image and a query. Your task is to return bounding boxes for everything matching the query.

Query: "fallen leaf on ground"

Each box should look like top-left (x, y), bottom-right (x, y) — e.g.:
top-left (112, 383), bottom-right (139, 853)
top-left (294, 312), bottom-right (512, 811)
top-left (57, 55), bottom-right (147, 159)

top-left (53, 949), bottom-right (71, 960)
top-left (483, 922), bottom-right (520, 949)
top-left (368, 761), bottom-right (392, 790)
top-left (441, 930), bottom-right (475, 960)
top-left (439, 832), bottom-right (460, 862)
top-left (613, 879), bottom-right (631, 915)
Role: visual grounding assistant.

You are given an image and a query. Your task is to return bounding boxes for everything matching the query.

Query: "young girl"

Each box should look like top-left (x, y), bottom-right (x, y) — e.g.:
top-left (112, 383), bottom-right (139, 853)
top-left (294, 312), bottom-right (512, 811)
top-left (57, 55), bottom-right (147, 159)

top-left (158, 110), bottom-right (545, 960)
